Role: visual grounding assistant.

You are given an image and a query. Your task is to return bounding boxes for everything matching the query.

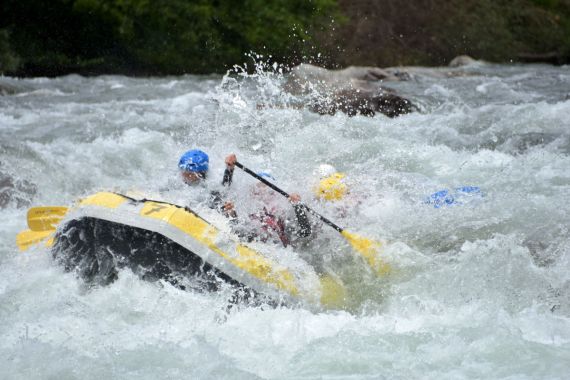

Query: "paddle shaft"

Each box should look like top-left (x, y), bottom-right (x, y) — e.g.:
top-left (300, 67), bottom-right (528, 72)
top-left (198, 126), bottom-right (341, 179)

top-left (234, 161), bottom-right (344, 233)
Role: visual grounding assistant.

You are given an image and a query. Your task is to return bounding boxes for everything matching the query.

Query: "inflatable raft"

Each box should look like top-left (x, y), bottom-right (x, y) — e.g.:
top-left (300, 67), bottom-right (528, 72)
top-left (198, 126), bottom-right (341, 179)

top-left (21, 192), bottom-right (345, 310)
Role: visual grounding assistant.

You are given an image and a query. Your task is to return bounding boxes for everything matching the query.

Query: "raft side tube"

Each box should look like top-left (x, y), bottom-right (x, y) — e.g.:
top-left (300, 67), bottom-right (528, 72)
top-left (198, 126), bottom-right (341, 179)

top-left (53, 192), bottom-right (346, 309)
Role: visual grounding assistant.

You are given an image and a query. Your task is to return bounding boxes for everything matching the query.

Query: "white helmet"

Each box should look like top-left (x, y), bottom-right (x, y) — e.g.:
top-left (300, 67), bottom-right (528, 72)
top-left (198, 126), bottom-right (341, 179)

top-left (315, 164), bottom-right (337, 179)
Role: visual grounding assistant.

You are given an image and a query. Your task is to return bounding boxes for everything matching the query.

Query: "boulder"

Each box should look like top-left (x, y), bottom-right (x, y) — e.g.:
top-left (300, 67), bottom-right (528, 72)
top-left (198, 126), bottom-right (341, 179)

top-left (449, 55), bottom-right (477, 67)
top-left (284, 64), bottom-right (414, 118)
top-left (308, 88), bottom-right (413, 118)
top-left (284, 64), bottom-right (407, 94)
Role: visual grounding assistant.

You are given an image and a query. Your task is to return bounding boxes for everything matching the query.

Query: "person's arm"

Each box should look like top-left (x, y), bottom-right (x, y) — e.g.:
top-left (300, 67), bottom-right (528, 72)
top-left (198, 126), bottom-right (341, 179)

top-left (222, 168), bottom-right (233, 186)
top-left (208, 190), bottom-right (238, 221)
top-left (211, 153), bottom-right (238, 219)
top-left (289, 193), bottom-right (311, 238)
top-left (222, 153), bottom-right (237, 186)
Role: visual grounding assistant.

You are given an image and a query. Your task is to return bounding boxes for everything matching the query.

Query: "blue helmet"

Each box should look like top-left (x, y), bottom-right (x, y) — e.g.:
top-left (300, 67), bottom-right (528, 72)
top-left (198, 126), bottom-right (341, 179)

top-left (257, 171), bottom-right (276, 181)
top-left (426, 189), bottom-right (455, 208)
top-left (179, 149), bottom-right (209, 173)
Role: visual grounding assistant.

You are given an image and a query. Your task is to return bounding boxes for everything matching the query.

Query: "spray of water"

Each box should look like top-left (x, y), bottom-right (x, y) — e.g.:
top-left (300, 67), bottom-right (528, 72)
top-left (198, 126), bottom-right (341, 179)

top-left (1, 61), bottom-right (569, 378)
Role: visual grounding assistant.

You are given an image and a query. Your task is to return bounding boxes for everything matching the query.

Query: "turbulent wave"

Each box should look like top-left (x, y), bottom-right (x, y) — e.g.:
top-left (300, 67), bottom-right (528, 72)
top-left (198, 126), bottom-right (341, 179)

top-left (1, 63), bottom-right (569, 379)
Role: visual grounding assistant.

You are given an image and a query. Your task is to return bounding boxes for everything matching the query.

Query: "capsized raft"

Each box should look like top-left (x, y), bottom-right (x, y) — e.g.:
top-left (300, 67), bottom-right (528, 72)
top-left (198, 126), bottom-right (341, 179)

top-left (51, 192), bottom-right (345, 309)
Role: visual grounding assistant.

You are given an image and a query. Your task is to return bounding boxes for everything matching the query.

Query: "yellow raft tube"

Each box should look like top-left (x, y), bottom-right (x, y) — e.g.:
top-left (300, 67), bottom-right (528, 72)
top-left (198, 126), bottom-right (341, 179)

top-left (19, 192), bottom-right (346, 310)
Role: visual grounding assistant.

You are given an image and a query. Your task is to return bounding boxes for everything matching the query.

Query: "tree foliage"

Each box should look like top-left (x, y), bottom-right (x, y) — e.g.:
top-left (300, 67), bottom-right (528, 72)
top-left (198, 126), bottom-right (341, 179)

top-left (0, 0), bottom-right (338, 75)
top-left (318, 0), bottom-right (570, 67)
top-left (2, 0), bottom-right (570, 76)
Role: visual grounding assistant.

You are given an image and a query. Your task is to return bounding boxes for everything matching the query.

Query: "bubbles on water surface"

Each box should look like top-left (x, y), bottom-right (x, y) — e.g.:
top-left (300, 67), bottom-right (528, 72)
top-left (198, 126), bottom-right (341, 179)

top-left (1, 63), bottom-right (570, 378)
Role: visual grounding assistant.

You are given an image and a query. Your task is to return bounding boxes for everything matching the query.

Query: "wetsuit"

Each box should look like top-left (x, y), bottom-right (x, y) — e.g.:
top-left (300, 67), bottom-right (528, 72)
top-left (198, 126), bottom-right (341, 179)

top-left (208, 166), bottom-right (312, 247)
top-left (208, 167), bottom-right (238, 218)
top-left (248, 203), bottom-right (311, 247)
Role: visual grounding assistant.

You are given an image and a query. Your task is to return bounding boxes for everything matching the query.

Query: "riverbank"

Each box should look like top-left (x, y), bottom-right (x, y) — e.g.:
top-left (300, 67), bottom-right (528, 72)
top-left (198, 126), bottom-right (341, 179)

top-left (319, 0), bottom-right (570, 68)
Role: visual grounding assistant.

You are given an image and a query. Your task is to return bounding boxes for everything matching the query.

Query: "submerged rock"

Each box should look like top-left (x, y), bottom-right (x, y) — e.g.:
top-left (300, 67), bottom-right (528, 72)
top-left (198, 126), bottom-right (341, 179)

top-left (0, 83), bottom-right (19, 96)
top-left (0, 171), bottom-right (36, 208)
top-left (479, 132), bottom-right (560, 155)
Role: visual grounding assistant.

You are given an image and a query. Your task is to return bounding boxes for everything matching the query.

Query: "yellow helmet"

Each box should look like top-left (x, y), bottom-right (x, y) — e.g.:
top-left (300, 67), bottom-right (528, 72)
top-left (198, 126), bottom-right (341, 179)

top-left (314, 173), bottom-right (347, 201)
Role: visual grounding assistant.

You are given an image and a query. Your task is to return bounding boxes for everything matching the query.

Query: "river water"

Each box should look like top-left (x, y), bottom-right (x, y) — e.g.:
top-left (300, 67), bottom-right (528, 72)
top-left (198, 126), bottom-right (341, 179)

top-left (1, 62), bottom-right (569, 379)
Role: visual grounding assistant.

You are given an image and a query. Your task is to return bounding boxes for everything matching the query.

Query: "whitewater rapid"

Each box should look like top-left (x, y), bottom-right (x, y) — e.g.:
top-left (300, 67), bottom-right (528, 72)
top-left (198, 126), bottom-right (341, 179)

top-left (1, 63), bottom-right (569, 379)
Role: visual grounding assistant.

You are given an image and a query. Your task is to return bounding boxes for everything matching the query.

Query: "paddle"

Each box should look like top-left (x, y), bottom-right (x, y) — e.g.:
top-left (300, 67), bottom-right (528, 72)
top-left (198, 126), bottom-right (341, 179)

top-left (16, 229), bottom-right (55, 251)
top-left (27, 206), bottom-right (68, 231)
top-left (17, 206), bottom-right (68, 251)
top-left (234, 161), bottom-right (389, 275)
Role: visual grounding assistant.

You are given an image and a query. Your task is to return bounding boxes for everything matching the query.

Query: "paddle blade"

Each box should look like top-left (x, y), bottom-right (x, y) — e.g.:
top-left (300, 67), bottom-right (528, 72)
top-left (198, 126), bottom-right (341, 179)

top-left (16, 229), bottom-right (54, 251)
top-left (319, 274), bottom-right (347, 309)
top-left (341, 230), bottom-right (390, 275)
top-left (27, 206), bottom-right (68, 231)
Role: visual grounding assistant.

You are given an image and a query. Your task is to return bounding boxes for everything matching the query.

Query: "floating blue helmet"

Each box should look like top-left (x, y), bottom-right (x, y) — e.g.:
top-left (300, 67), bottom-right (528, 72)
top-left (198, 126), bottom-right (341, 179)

top-left (178, 149), bottom-right (209, 173)
top-left (455, 186), bottom-right (481, 195)
top-left (426, 189), bottom-right (455, 208)
top-left (257, 171), bottom-right (276, 181)
top-left (425, 186), bottom-right (483, 208)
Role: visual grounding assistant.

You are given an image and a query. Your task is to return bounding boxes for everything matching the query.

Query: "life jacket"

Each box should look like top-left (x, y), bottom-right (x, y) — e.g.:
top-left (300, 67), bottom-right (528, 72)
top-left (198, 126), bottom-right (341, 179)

top-left (249, 207), bottom-right (290, 247)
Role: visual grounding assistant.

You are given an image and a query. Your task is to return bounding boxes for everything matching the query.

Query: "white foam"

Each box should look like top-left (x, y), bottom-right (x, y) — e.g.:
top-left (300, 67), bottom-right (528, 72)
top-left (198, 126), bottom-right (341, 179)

top-left (1, 65), bottom-right (569, 379)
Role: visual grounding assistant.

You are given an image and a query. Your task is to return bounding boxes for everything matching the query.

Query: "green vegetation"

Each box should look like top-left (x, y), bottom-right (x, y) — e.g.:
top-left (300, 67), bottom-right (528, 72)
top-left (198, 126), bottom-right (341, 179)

top-left (0, 30), bottom-right (20, 73)
top-left (1, 0), bottom-right (570, 76)
top-left (1, 0), bottom-right (338, 76)
top-left (322, 0), bottom-right (570, 68)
